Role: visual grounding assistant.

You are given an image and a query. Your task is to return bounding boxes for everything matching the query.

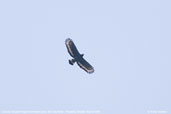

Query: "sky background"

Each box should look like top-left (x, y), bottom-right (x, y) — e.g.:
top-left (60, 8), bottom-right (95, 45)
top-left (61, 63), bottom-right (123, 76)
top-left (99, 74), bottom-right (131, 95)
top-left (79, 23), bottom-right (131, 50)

top-left (0, 0), bottom-right (170, 114)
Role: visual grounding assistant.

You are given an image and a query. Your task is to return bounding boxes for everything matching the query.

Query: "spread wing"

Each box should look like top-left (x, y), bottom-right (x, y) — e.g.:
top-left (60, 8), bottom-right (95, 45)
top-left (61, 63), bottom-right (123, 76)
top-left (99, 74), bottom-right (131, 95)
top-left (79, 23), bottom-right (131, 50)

top-left (65, 38), bottom-right (80, 58)
top-left (77, 57), bottom-right (94, 74)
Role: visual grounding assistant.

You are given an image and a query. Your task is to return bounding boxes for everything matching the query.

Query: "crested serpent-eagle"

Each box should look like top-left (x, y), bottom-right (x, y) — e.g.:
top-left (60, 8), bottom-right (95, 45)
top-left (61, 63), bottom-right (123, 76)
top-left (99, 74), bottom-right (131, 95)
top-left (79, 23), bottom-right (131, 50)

top-left (65, 38), bottom-right (94, 74)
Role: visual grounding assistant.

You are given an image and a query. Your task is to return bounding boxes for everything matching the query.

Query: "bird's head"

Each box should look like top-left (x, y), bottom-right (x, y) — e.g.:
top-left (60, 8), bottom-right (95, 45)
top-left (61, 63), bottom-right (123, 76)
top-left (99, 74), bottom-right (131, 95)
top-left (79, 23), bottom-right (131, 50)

top-left (81, 54), bottom-right (84, 57)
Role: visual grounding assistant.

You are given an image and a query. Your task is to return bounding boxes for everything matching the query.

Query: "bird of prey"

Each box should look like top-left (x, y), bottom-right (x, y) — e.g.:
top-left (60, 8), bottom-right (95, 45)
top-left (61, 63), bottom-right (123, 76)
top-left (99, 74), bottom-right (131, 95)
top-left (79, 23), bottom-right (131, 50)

top-left (65, 38), bottom-right (94, 74)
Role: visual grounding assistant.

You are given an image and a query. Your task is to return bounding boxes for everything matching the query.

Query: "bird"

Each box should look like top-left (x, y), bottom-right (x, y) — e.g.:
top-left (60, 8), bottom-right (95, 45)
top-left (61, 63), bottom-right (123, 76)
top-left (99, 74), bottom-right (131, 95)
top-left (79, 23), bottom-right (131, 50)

top-left (65, 38), bottom-right (94, 74)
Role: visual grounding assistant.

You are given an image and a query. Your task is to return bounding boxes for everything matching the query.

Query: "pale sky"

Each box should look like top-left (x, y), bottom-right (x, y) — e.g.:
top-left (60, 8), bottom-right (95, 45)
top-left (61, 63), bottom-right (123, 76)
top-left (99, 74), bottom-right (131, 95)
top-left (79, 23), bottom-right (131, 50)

top-left (0, 0), bottom-right (170, 114)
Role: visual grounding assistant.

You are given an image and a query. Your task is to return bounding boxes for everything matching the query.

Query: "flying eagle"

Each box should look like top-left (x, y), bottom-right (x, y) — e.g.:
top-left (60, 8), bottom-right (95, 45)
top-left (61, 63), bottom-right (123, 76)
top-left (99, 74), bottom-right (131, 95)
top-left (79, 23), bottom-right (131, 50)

top-left (65, 38), bottom-right (94, 74)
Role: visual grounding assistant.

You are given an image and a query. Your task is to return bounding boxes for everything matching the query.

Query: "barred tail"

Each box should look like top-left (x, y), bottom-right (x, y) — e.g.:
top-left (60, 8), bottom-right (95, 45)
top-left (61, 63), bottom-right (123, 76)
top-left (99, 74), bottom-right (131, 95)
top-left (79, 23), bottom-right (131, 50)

top-left (69, 59), bottom-right (75, 65)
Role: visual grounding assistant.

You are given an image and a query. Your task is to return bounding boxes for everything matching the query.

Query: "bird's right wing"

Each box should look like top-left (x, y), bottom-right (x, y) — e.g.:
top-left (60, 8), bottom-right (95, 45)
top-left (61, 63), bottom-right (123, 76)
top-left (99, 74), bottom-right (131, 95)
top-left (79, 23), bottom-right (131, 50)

top-left (77, 57), bottom-right (94, 74)
top-left (65, 38), bottom-right (80, 57)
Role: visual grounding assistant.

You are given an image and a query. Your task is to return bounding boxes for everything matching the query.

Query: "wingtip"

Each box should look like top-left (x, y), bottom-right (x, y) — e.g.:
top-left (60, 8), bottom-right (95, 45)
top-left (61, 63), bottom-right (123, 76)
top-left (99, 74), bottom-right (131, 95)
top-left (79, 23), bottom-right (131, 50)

top-left (87, 69), bottom-right (95, 74)
top-left (65, 38), bottom-right (72, 42)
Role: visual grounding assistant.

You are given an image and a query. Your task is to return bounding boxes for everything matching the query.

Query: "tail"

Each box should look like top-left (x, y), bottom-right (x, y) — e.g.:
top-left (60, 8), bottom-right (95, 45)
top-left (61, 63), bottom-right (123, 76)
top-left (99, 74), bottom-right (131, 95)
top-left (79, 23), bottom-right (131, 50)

top-left (69, 59), bottom-right (75, 65)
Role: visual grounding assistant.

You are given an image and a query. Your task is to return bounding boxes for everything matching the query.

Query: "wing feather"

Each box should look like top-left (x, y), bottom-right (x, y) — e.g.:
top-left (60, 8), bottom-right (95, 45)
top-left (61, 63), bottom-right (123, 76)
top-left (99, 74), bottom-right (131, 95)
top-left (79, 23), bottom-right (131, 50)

top-left (77, 58), bottom-right (94, 74)
top-left (65, 38), bottom-right (80, 57)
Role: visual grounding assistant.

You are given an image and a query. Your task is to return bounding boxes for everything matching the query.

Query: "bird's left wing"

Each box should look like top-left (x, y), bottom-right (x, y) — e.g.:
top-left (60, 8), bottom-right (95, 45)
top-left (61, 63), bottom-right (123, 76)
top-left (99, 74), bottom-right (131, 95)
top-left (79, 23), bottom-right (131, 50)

top-left (77, 58), bottom-right (94, 74)
top-left (65, 38), bottom-right (80, 57)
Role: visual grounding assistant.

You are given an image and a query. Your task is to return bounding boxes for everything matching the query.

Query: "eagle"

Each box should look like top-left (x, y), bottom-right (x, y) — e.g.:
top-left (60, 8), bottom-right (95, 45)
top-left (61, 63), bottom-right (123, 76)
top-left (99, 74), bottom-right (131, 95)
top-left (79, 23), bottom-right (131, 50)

top-left (65, 38), bottom-right (94, 74)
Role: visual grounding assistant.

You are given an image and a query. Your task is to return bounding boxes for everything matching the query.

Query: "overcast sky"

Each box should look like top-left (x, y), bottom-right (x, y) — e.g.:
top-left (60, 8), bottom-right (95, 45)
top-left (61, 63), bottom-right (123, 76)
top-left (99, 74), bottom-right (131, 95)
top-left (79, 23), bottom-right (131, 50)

top-left (0, 0), bottom-right (170, 114)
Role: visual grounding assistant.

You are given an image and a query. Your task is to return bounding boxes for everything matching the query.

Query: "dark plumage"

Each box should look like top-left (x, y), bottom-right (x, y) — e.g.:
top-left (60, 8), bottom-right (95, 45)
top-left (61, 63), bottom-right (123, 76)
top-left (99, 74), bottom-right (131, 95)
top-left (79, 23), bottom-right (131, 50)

top-left (65, 38), bottom-right (94, 74)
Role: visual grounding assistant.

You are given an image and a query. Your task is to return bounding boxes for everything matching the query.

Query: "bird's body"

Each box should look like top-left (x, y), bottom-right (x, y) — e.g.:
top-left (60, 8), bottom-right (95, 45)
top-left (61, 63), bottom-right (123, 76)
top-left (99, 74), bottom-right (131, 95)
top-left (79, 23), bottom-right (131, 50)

top-left (65, 38), bottom-right (94, 74)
